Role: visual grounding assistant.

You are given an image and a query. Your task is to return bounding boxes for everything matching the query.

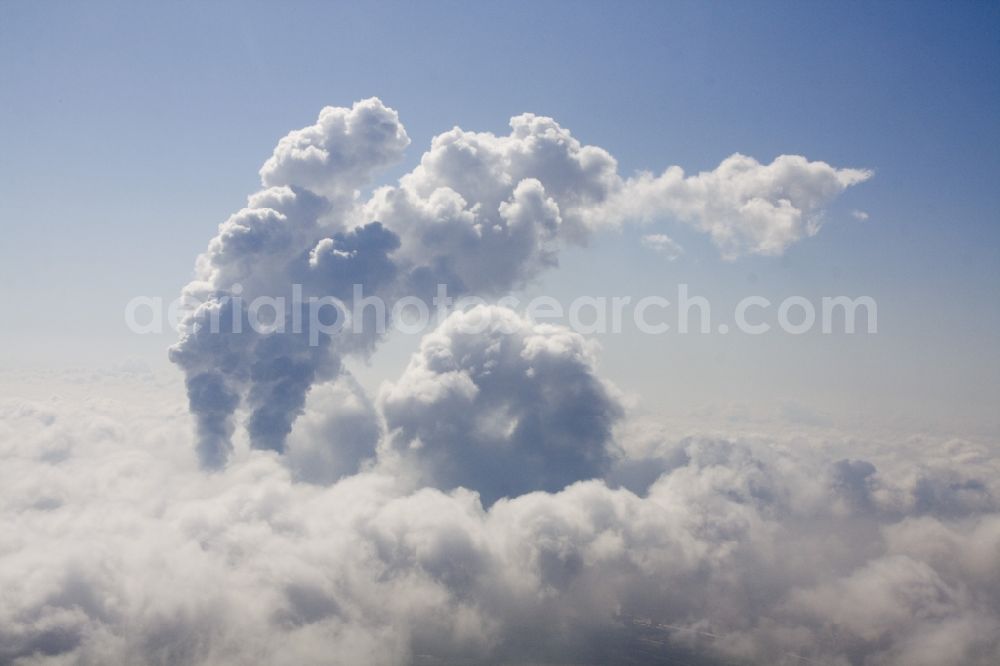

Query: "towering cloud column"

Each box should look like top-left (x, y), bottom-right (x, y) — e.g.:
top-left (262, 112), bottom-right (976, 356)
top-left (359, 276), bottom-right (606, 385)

top-left (172, 98), bottom-right (870, 469)
top-left (170, 99), bottom-right (411, 467)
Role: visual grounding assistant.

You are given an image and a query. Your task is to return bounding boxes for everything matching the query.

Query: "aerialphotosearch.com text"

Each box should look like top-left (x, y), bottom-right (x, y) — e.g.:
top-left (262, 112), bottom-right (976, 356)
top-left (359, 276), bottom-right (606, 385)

top-left (126, 284), bottom-right (877, 343)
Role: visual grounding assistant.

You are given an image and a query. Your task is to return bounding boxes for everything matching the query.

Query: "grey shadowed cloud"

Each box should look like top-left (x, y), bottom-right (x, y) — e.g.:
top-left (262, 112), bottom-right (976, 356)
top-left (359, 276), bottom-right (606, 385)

top-left (170, 98), bottom-right (870, 468)
top-left (378, 306), bottom-right (623, 505)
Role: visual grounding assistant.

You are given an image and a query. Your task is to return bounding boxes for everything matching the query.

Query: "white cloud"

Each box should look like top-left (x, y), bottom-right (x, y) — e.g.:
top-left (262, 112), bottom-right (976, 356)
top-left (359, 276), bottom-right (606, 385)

top-left (1, 372), bottom-right (998, 665)
top-left (641, 233), bottom-right (684, 260)
top-left (284, 373), bottom-right (380, 485)
top-left (588, 154), bottom-right (873, 259)
top-left (363, 114), bottom-right (618, 293)
top-left (853, 209), bottom-right (871, 221)
top-left (259, 98), bottom-right (410, 201)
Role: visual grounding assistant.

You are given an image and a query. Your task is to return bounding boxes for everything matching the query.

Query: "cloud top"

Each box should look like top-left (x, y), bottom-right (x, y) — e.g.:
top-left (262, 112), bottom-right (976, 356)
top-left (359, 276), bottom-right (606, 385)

top-left (260, 98), bottom-right (410, 199)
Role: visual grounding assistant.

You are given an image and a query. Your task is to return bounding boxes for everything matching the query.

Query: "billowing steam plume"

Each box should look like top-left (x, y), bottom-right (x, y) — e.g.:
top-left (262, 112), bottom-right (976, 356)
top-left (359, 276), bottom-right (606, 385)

top-left (169, 98), bottom-right (871, 469)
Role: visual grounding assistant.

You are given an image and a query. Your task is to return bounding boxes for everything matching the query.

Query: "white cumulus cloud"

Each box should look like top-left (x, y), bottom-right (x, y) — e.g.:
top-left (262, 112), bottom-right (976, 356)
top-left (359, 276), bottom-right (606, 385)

top-left (0, 369), bottom-right (997, 665)
top-left (641, 233), bottom-right (684, 260)
top-left (589, 154), bottom-right (873, 259)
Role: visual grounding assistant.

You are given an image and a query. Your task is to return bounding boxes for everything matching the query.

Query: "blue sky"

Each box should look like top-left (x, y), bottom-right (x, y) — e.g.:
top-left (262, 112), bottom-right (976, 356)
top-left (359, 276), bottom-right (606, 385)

top-left (1, 0), bottom-right (998, 435)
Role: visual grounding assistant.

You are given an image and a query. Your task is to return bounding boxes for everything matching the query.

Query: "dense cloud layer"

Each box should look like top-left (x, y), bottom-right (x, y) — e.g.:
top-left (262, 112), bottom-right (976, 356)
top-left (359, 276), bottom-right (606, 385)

top-left (1, 371), bottom-right (997, 665)
top-left (170, 99), bottom-right (871, 464)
